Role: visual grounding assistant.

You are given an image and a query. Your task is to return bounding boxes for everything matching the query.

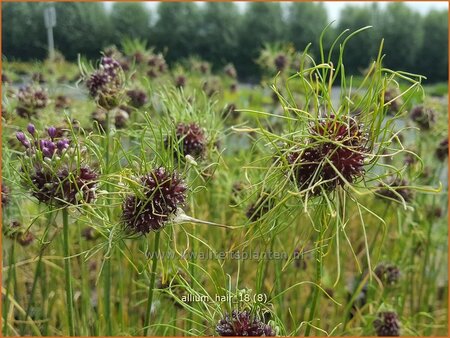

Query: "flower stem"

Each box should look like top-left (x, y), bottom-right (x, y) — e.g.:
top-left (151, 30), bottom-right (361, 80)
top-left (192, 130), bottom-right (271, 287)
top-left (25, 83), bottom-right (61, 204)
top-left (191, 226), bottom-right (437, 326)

top-left (305, 221), bottom-right (323, 337)
top-left (62, 208), bottom-right (75, 336)
top-left (143, 231), bottom-right (161, 336)
top-left (103, 111), bottom-right (113, 335)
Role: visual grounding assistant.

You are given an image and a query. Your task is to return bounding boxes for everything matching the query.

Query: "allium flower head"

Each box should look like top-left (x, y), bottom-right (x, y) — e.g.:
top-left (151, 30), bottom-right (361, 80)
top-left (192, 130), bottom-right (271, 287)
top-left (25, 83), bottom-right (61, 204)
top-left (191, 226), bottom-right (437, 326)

top-left (377, 178), bottom-right (414, 204)
top-left (373, 311), bottom-right (400, 336)
top-left (85, 56), bottom-right (124, 109)
top-left (224, 64), bottom-right (237, 79)
top-left (122, 168), bottom-right (187, 234)
top-left (166, 122), bottom-right (207, 160)
top-left (126, 89), bottom-right (148, 108)
top-left (16, 85), bottom-right (49, 118)
top-left (16, 124), bottom-right (98, 206)
top-left (147, 53), bottom-right (167, 78)
top-left (435, 138), bottom-right (448, 162)
top-left (384, 88), bottom-right (403, 115)
top-left (175, 75), bottom-right (186, 88)
top-left (216, 310), bottom-right (276, 336)
top-left (114, 109), bottom-right (129, 129)
top-left (274, 54), bottom-right (287, 71)
top-left (286, 115), bottom-right (369, 195)
top-left (409, 105), bottom-right (436, 130)
top-left (374, 264), bottom-right (400, 285)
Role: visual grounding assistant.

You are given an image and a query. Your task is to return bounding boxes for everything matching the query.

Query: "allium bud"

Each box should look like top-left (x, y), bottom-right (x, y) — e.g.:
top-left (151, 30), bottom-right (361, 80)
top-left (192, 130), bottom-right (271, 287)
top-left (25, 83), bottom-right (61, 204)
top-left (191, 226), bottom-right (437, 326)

top-left (114, 109), bottom-right (129, 129)
top-left (373, 311), bottom-right (400, 336)
top-left (122, 168), bottom-right (187, 234)
top-left (224, 64), bottom-right (237, 79)
top-left (47, 126), bottom-right (57, 139)
top-left (216, 310), bottom-right (276, 336)
top-left (27, 123), bottom-right (36, 136)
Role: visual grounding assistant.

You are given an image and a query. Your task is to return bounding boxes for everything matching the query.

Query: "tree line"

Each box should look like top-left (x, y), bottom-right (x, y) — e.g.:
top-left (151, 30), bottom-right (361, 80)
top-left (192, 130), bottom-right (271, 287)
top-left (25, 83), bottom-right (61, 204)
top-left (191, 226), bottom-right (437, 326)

top-left (2, 2), bottom-right (448, 82)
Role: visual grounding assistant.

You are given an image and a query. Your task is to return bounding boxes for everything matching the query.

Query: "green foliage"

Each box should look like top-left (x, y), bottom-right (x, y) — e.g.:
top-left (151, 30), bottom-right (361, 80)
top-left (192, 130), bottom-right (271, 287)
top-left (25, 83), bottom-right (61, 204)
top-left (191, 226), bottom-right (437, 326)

top-left (110, 2), bottom-right (150, 44)
top-left (236, 2), bottom-right (285, 80)
top-left (52, 2), bottom-right (111, 60)
top-left (287, 2), bottom-right (329, 57)
top-left (417, 10), bottom-right (448, 82)
top-left (2, 2), bottom-right (47, 60)
top-left (152, 2), bottom-right (202, 63)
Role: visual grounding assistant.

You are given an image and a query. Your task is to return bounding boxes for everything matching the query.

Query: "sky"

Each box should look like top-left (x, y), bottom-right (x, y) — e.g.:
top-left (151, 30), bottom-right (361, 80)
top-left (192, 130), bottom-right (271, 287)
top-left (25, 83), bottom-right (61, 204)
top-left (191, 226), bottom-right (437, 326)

top-left (104, 1), bottom-right (448, 21)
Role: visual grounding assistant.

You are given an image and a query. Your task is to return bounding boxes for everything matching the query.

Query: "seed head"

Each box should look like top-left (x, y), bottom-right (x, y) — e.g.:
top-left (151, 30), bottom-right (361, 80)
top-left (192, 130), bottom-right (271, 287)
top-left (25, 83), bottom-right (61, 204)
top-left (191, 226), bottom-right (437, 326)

top-left (286, 115), bottom-right (368, 195)
top-left (216, 310), bottom-right (276, 336)
top-left (122, 168), bottom-right (187, 234)
top-left (224, 64), bottom-right (237, 79)
top-left (373, 311), bottom-right (400, 336)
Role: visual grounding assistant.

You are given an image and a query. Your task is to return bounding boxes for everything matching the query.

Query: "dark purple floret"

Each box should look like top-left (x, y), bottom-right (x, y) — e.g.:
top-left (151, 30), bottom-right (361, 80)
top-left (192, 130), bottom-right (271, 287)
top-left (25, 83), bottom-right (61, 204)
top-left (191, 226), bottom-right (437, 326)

top-left (122, 168), bottom-right (187, 234)
top-left (373, 311), bottom-right (400, 336)
top-left (216, 310), bottom-right (276, 336)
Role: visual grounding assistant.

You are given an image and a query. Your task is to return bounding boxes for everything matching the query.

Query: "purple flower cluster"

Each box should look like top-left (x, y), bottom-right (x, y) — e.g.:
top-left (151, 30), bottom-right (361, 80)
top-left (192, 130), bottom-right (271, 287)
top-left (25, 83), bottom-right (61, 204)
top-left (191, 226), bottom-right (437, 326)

top-left (122, 168), bottom-right (187, 234)
top-left (286, 115), bottom-right (369, 195)
top-left (16, 85), bottom-right (49, 118)
top-left (126, 89), bottom-right (148, 108)
top-left (373, 311), bottom-right (400, 336)
top-left (16, 124), bottom-right (98, 206)
top-left (16, 124), bottom-right (70, 159)
top-left (216, 310), bottom-right (276, 336)
top-left (86, 56), bottom-right (124, 109)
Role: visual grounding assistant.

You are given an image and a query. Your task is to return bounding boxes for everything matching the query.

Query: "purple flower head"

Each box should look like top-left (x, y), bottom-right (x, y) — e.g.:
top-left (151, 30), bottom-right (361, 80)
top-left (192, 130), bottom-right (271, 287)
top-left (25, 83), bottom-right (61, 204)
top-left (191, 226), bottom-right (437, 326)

top-left (27, 123), bottom-right (36, 136)
top-left (47, 126), bottom-right (57, 139)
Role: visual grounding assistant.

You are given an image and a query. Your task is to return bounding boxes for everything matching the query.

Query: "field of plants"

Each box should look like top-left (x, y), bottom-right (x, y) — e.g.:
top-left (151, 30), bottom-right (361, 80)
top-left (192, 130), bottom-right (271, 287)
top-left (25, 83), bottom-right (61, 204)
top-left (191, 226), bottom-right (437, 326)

top-left (1, 21), bottom-right (449, 337)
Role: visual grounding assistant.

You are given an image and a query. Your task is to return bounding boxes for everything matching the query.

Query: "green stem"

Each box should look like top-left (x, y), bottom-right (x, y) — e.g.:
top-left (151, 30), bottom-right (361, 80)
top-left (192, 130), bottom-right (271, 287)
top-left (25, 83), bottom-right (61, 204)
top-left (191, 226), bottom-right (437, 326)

top-left (143, 231), bottom-right (161, 336)
top-left (3, 241), bottom-right (16, 336)
top-left (21, 212), bottom-right (53, 335)
top-left (103, 110), bottom-right (113, 336)
top-left (305, 222), bottom-right (323, 337)
top-left (62, 208), bottom-right (75, 336)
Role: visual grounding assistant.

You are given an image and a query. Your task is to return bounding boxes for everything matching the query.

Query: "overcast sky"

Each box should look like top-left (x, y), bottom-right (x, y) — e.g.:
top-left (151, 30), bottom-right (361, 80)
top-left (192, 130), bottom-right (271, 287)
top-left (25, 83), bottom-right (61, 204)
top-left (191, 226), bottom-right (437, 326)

top-left (104, 1), bottom-right (448, 21)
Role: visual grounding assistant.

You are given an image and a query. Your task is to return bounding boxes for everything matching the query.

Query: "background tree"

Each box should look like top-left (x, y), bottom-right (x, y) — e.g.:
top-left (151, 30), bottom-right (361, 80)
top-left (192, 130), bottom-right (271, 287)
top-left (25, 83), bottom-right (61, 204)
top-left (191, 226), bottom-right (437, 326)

top-left (2, 2), bottom-right (47, 60)
top-left (287, 2), bottom-right (329, 58)
top-left (152, 2), bottom-right (201, 63)
top-left (53, 2), bottom-right (111, 60)
top-left (110, 2), bottom-right (150, 45)
top-left (337, 4), bottom-right (382, 75)
top-left (380, 3), bottom-right (424, 72)
top-left (416, 10), bottom-right (448, 83)
top-left (236, 2), bottom-right (285, 81)
top-left (197, 2), bottom-right (241, 69)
